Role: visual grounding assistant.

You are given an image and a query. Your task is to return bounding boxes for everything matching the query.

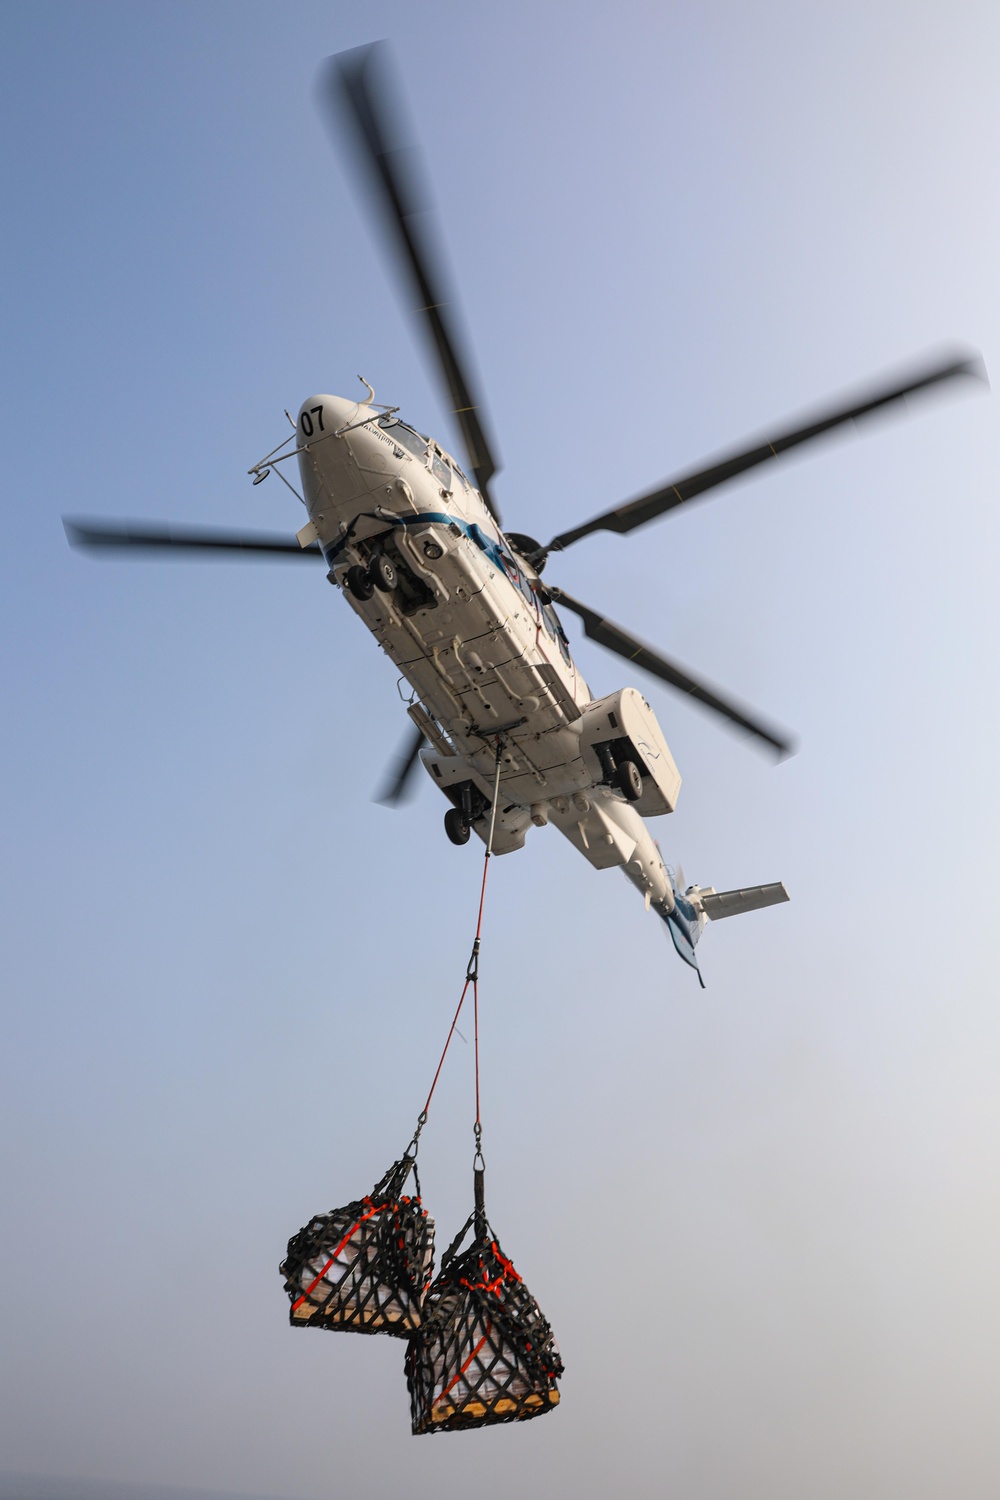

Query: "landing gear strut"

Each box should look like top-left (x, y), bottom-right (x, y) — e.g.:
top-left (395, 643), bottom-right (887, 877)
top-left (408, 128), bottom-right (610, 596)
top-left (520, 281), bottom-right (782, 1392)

top-left (444, 780), bottom-right (490, 847)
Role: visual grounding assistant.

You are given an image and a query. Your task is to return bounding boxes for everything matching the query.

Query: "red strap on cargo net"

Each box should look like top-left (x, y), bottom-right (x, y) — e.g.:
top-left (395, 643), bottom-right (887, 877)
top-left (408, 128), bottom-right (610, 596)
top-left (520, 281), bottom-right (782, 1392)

top-left (289, 1198), bottom-right (385, 1314)
top-left (433, 1321), bottom-right (494, 1409)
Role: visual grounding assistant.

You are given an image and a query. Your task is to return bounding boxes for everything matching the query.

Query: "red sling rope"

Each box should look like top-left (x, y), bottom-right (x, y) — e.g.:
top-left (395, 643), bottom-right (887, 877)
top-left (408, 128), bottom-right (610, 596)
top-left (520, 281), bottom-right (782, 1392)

top-left (410, 739), bottom-right (504, 1156)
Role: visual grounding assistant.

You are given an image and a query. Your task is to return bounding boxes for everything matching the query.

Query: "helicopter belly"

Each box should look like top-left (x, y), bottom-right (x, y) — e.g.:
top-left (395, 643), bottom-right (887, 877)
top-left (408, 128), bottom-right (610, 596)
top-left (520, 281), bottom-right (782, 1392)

top-left (348, 530), bottom-right (584, 755)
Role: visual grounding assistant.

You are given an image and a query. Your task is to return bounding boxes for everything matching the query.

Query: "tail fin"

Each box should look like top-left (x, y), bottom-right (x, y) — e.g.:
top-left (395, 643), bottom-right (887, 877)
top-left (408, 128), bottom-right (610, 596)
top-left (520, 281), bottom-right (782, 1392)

top-left (660, 873), bottom-right (707, 988)
top-left (659, 878), bottom-right (790, 986)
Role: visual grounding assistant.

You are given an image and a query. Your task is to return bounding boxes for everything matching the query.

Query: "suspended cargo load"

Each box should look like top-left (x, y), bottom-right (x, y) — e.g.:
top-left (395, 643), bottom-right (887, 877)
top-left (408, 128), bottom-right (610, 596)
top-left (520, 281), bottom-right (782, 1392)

top-left (406, 1175), bottom-right (562, 1433)
top-left (280, 1156), bottom-right (434, 1337)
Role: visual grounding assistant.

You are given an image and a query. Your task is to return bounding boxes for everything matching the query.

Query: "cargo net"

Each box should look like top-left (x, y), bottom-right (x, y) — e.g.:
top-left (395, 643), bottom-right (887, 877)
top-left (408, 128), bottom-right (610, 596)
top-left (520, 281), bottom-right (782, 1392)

top-left (280, 1157), bottom-right (434, 1338)
top-left (406, 1204), bottom-right (563, 1434)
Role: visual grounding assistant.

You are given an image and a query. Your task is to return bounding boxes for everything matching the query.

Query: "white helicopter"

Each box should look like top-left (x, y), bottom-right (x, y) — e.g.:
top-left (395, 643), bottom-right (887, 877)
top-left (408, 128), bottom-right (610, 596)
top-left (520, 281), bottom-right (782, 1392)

top-left (65, 44), bottom-right (985, 985)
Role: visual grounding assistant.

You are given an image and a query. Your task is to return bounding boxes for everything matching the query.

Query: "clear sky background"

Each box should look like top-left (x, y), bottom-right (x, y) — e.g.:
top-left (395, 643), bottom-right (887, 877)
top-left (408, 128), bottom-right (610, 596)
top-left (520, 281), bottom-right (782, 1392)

top-left (2, 3), bottom-right (999, 1498)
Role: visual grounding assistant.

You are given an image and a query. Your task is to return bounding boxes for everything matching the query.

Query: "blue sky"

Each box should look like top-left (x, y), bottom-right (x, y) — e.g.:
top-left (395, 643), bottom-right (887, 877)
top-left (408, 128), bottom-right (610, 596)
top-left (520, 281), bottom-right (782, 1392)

top-left (2, 4), bottom-right (999, 1498)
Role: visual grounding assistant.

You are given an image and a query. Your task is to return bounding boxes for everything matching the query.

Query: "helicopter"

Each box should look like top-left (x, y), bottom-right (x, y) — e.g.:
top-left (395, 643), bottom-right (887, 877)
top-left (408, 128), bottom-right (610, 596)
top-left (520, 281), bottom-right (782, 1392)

top-left (65, 43), bottom-right (986, 985)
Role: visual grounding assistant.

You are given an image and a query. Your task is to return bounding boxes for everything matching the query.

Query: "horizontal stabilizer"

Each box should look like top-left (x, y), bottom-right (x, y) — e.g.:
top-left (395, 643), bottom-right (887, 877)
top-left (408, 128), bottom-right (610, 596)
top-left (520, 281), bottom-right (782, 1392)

top-left (700, 882), bottom-right (789, 920)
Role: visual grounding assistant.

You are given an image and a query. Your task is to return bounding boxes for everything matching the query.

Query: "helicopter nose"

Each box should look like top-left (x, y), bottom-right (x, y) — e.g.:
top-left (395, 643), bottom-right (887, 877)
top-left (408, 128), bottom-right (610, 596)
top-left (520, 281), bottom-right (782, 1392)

top-left (296, 394), bottom-right (365, 440)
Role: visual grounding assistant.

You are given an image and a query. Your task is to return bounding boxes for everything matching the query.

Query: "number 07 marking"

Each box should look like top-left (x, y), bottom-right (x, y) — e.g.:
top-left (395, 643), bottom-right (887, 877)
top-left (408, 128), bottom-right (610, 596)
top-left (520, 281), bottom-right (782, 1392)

top-left (300, 405), bottom-right (325, 437)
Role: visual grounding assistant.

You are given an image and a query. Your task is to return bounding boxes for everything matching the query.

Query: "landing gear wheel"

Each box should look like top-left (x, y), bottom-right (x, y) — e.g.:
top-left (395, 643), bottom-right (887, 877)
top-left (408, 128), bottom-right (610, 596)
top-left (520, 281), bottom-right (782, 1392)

top-left (346, 564), bottom-right (374, 602)
top-left (444, 807), bottom-right (471, 845)
top-left (616, 759), bottom-right (643, 802)
top-left (368, 554), bottom-right (397, 593)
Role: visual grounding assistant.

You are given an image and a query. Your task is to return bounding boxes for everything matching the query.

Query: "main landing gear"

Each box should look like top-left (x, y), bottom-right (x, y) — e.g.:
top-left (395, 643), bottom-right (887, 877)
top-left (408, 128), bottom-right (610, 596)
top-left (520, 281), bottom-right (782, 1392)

top-left (444, 780), bottom-right (489, 846)
top-left (616, 758), bottom-right (643, 801)
top-left (595, 739), bottom-right (644, 802)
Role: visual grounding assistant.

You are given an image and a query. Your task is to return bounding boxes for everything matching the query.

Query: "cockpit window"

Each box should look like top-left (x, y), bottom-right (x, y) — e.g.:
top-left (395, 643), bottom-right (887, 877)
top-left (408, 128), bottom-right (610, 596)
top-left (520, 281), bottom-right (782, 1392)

top-left (377, 415), bottom-right (428, 460)
top-left (431, 453), bottom-right (453, 490)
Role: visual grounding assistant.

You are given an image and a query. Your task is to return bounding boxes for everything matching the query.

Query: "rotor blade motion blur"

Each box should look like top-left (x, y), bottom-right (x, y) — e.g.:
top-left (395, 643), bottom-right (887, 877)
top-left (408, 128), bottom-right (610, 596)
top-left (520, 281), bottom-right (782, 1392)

top-left (64, 518), bottom-right (323, 559)
top-left (547, 350), bottom-right (985, 554)
top-left (547, 586), bottom-right (794, 758)
top-left (323, 44), bottom-right (502, 523)
top-left (375, 723), bottom-right (427, 805)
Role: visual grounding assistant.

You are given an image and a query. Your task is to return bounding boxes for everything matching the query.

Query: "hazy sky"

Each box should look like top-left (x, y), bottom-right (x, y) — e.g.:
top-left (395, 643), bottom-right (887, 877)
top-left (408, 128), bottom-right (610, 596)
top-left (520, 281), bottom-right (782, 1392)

top-left (2, 3), bottom-right (1000, 1498)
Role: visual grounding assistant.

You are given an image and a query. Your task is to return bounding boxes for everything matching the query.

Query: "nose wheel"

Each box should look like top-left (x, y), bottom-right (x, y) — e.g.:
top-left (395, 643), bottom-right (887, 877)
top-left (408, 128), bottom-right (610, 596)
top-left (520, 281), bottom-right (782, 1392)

top-left (346, 564), bottom-right (373, 601)
top-left (346, 553), bottom-right (397, 601)
top-left (369, 553), bottom-right (397, 592)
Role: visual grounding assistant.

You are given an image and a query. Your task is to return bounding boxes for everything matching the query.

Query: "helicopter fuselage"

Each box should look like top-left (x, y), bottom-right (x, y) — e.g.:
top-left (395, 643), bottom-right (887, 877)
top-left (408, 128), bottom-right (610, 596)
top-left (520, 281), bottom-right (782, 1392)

top-left (296, 393), bottom-right (681, 916)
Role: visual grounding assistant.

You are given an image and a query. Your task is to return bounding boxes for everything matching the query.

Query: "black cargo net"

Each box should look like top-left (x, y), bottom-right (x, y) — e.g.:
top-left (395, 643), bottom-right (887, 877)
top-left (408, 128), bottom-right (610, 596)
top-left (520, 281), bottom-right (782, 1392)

top-left (280, 1155), bottom-right (433, 1337)
top-left (406, 1169), bottom-right (563, 1434)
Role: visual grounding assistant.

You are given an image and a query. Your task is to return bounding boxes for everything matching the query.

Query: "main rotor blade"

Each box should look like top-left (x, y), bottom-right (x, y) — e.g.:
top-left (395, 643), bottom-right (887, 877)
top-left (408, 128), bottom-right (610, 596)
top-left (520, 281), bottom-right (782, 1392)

top-left (548, 350), bottom-right (985, 554)
top-left (322, 44), bottom-right (502, 525)
top-left (64, 518), bottom-right (323, 559)
top-left (547, 586), bottom-right (794, 758)
top-left (375, 723), bottom-right (426, 806)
